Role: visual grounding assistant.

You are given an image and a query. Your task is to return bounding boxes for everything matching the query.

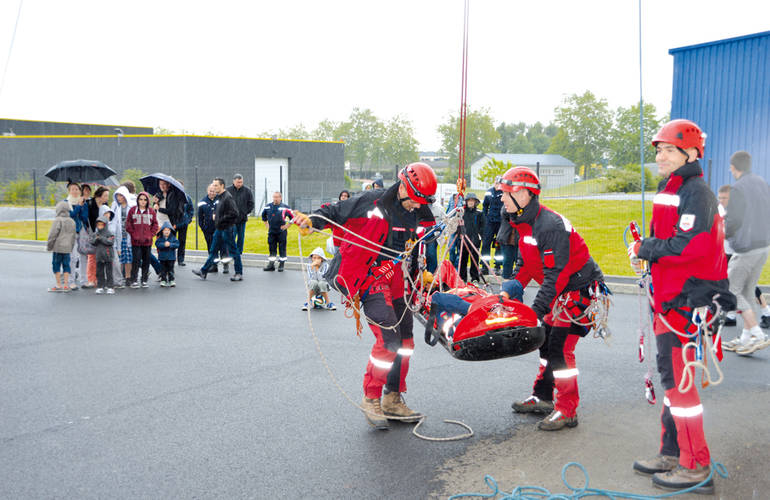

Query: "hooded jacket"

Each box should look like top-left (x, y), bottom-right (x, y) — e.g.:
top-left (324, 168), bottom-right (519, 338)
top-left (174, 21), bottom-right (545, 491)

top-left (461, 195), bottom-right (485, 243)
top-left (197, 194), bottom-right (217, 234)
top-left (125, 192), bottom-right (159, 246)
top-left (307, 247), bottom-right (329, 281)
top-left (155, 221), bottom-right (180, 260)
top-left (483, 187), bottom-right (504, 224)
top-left (226, 184), bottom-right (255, 224)
top-left (111, 186), bottom-right (136, 246)
top-left (90, 214), bottom-right (115, 263)
top-left (179, 193), bottom-right (194, 228)
top-left (155, 187), bottom-right (186, 227)
top-left (47, 201), bottom-right (77, 254)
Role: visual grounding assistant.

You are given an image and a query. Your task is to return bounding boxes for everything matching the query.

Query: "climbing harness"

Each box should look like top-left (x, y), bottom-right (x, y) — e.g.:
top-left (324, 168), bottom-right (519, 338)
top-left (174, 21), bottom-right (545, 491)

top-left (551, 282), bottom-right (613, 344)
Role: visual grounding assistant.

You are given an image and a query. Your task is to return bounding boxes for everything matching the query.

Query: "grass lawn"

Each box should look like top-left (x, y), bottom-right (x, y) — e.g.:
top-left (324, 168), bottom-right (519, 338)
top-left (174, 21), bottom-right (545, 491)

top-left (4, 204), bottom-right (770, 283)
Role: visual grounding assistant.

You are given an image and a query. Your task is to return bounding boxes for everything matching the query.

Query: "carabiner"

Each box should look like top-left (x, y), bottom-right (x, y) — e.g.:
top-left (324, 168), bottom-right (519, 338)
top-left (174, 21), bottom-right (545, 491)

top-left (645, 376), bottom-right (656, 405)
top-left (638, 331), bottom-right (645, 363)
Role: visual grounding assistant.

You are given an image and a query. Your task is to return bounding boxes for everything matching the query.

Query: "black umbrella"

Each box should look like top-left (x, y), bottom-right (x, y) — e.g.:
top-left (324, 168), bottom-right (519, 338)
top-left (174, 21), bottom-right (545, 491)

top-left (140, 173), bottom-right (185, 196)
top-left (44, 159), bottom-right (118, 184)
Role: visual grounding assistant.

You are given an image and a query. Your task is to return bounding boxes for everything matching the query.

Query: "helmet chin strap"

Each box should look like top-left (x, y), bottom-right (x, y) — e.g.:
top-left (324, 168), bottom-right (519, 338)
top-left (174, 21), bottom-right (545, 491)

top-left (505, 192), bottom-right (524, 216)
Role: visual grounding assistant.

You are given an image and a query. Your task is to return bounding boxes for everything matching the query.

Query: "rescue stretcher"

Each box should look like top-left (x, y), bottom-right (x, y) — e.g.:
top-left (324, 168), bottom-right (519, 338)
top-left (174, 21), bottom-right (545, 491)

top-left (412, 261), bottom-right (546, 362)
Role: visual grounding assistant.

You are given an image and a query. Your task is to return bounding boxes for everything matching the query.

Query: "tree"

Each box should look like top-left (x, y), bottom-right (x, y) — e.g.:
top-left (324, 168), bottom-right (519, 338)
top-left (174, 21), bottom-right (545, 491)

top-left (276, 124), bottom-right (311, 140)
top-left (605, 163), bottom-right (658, 193)
top-left (476, 158), bottom-right (513, 184)
top-left (547, 91), bottom-right (612, 176)
top-left (381, 115), bottom-right (418, 168)
top-left (437, 107), bottom-right (500, 179)
top-left (608, 103), bottom-right (663, 167)
top-left (345, 108), bottom-right (385, 173)
top-left (120, 169), bottom-right (147, 192)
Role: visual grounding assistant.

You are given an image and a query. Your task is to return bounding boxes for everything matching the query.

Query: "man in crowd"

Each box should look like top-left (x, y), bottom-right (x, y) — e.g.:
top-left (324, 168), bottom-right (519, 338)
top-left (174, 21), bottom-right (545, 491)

top-left (175, 181), bottom-right (194, 267)
top-left (721, 150), bottom-right (770, 355)
top-left (197, 184), bottom-right (221, 273)
top-left (481, 176), bottom-right (504, 274)
top-left (192, 178), bottom-right (243, 281)
top-left (226, 173), bottom-right (255, 257)
top-left (261, 191), bottom-right (293, 272)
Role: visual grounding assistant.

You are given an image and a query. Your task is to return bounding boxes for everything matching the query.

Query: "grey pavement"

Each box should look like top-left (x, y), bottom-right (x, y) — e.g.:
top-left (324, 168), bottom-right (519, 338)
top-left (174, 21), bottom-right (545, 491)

top-left (1, 249), bottom-right (769, 499)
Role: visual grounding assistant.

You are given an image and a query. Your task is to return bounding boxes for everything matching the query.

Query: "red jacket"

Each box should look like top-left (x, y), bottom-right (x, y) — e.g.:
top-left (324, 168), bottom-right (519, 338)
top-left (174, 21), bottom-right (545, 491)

top-left (637, 161), bottom-right (731, 313)
top-left (313, 183), bottom-right (435, 297)
top-left (126, 203), bottom-right (159, 246)
top-left (508, 199), bottom-right (603, 319)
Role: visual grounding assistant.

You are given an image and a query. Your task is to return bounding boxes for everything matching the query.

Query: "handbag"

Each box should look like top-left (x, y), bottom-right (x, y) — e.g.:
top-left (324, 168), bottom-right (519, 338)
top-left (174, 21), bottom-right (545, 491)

top-left (78, 229), bottom-right (96, 255)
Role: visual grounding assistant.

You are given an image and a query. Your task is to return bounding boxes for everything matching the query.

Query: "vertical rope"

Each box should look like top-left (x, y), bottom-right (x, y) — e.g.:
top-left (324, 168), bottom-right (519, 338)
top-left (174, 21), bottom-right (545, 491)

top-left (457, 0), bottom-right (469, 195)
top-left (638, 0), bottom-right (646, 236)
top-left (0, 0), bottom-right (24, 107)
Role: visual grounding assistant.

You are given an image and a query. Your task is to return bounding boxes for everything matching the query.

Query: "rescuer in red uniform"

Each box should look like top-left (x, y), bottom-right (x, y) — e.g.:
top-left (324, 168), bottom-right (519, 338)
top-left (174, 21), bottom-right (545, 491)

top-left (628, 119), bottom-right (734, 494)
top-left (501, 166), bottom-right (605, 431)
top-left (296, 163), bottom-right (437, 430)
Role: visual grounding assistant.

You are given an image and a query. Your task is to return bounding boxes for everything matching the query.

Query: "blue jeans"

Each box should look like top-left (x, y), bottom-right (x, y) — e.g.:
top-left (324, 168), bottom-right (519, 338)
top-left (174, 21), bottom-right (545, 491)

top-left (150, 253), bottom-right (161, 274)
top-left (234, 222), bottom-right (246, 255)
top-left (426, 240), bottom-right (438, 273)
top-left (448, 234), bottom-right (460, 268)
top-left (201, 226), bottom-right (242, 274)
top-left (501, 244), bottom-right (517, 280)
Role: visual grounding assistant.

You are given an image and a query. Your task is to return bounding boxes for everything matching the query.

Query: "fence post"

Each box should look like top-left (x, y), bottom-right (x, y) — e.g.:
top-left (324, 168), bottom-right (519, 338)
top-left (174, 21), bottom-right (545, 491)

top-left (194, 166), bottom-right (199, 250)
top-left (33, 169), bottom-right (38, 240)
top-left (707, 159), bottom-right (712, 188)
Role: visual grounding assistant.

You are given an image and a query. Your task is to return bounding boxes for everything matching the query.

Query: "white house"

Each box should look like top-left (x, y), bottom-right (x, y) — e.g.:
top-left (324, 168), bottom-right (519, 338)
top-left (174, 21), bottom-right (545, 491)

top-left (470, 153), bottom-right (576, 191)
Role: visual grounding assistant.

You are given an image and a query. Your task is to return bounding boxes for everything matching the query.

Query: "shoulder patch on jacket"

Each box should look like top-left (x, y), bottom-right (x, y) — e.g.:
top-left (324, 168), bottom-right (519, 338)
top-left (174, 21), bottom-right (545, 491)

top-left (679, 214), bottom-right (695, 232)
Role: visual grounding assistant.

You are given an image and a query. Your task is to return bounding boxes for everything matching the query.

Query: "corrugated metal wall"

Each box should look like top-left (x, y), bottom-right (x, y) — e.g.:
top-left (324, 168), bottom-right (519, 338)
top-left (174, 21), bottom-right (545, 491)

top-left (670, 31), bottom-right (770, 191)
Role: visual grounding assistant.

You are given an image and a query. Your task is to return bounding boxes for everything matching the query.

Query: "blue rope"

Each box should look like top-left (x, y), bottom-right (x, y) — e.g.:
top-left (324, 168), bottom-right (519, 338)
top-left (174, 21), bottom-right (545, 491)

top-left (448, 460), bottom-right (727, 500)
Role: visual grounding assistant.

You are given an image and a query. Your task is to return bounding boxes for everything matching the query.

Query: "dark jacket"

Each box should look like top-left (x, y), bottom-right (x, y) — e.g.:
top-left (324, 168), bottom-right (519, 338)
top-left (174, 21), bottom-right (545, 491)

top-left (214, 190), bottom-right (240, 230)
top-left (86, 198), bottom-right (100, 231)
top-left (197, 195), bottom-right (217, 235)
top-left (462, 200), bottom-right (484, 243)
top-left (482, 187), bottom-right (504, 224)
top-left (156, 189), bottom-right (186, 227)
top-left (637, 160), bottom-right (732, 312)
top-left (724, 171), bottom-right (770, 253)
top-left (509, 198), bottom-right (603, 319)
top-left (261, 202), bottom-right (294, 233)
top-left (498, 207), bottom-right (518, 246)
top-left (155, 222), bottom-right (180, 261)
top-left (125, 192), bottom-right (160, 246)
top-left (90, 215), bottom-right (115, 263)
top-left (226, 184), bottom-right (255, 225)
top-left (178, 194), bottom-right (194, 228)
top-left (311, 183), bottom-right (435, 296)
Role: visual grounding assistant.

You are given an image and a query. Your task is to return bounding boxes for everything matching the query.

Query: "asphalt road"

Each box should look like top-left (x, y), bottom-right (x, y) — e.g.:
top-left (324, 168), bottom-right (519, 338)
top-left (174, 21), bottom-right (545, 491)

top-left (1, 249), bottom-right (768, 499)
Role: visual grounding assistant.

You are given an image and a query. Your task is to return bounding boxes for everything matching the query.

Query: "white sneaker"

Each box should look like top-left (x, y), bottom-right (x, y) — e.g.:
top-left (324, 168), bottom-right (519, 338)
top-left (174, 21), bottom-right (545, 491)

top-left (221, 256), bottom-right (234, 264)
top-left (106, 288), bottom-right (115, 295)
top-left (722, 337), bottom-right (743, 352)
top-left (736, 335), bottom-right (770, 356)
top-left (95, 288), bottom-right (105, 294)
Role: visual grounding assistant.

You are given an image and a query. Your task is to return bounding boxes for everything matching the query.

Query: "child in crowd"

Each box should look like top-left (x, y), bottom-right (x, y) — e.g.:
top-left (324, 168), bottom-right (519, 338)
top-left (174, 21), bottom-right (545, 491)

top-left (125, 192), bottom-right (159, 288)
top-left (302, 247), bottom-right (336, 311)
top-left (90, 214), bottom-right (116, 294)
top-left (155, 222), bottom-right (180, 287)
top-left (46, 201), bottom-right (77, 292)
top-left (111, 186), bottom-right (135, 287)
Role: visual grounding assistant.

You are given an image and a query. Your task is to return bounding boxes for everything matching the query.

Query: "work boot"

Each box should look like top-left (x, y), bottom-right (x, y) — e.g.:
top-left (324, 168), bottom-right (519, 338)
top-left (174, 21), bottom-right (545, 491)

top-left (537, 410), bottom-right (578, 431)
top-left (633, 454), bottom-right (679, 476)
top-left (652, 464), bottom-right (714, 495)
top-left (264, 261), bottom-right (276, 272)
top-left (278, 261), bottom-right (285, 272)
top-left (381, 391), bottom-right (423, 422)
top-left (512, 395), bottom-right (554, 414)
top-left (361, 397), bottom-right (389, 430)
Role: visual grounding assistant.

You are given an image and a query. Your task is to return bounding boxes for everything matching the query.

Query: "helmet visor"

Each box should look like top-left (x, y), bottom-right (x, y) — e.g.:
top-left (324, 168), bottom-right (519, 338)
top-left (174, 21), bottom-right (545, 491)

top-left (499, 177), bottom-right (539, 192)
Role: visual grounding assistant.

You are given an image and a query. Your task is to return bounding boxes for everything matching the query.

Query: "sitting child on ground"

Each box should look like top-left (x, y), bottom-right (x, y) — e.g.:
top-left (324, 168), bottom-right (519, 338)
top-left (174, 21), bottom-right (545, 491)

top-left (46, 201), bottom-right (77, 292)
top-left (302, 247), bottom-right (336, 311)
top-left (91, 214), bottom-right (116, 294)
top-left (155, 222), bottom-right (180, 287)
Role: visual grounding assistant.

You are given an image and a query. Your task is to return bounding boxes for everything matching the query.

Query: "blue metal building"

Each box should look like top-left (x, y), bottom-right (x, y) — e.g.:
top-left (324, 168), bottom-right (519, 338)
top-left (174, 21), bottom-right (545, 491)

top-left (669, 30), bottom-right (770, 191)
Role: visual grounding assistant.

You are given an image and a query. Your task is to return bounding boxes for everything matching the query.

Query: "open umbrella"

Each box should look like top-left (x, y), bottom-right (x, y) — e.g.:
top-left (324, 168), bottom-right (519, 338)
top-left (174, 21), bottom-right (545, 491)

top-left (140, 173), bottom-right (185, 196)
top-left (44, 159), bottom-right (118, 184)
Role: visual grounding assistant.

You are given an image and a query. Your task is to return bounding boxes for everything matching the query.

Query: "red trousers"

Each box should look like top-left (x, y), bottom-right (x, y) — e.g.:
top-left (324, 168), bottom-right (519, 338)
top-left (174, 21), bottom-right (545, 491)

top-left (654, 309), bottom-right (711, 469)
top-left (361, 266), bottom-right (414, 399)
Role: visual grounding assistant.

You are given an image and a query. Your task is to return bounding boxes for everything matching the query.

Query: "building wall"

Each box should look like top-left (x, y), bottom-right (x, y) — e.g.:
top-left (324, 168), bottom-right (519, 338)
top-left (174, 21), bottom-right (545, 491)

top-left (0, 136), bottom-right (344, 211)
top-left (670, 31), bottom-right (770, 190)
top-left (470, 157), bottom-right (574, 190)
top-left (0, 118), bottom-right (153, 136)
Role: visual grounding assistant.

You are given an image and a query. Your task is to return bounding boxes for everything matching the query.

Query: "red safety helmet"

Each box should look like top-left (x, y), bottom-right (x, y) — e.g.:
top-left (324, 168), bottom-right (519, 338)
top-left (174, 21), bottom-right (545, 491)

top-left (399, 162), bottom-right (437, 204)
top-left (499, 166), bottom-right (541, 196)
top-left (652, 119), bottom-right (706, 158)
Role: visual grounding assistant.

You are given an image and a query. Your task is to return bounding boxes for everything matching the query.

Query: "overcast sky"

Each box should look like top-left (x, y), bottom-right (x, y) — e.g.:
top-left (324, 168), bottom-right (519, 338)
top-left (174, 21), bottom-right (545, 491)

top-left (0, 0), bottom-right (767, 150)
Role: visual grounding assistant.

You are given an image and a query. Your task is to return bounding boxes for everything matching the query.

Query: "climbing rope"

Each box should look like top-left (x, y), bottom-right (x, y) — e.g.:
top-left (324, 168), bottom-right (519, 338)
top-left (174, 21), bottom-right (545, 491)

top-left (296, 222), bottom-right (474, 442)
top-left (448, 460), bottom-right (728, 499)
